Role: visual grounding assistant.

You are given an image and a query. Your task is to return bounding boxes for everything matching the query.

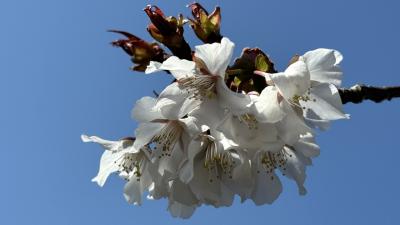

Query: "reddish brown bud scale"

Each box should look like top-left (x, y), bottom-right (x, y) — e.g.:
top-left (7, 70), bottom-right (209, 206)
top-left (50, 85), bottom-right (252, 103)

top-left (188, 3), bottom-right (222, 43)
top-left (144, 5), bottom-right (192, 60)
top-left (109, 30), bottom-right (165, 71)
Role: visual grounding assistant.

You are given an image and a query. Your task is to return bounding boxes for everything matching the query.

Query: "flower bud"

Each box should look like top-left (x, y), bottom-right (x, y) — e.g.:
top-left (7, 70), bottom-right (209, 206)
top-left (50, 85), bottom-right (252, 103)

top-left (110, 30), bottom-right (165, 71)
top-left (188, 3), bottom-right (222, 43)
top-left (144, 5), bottom-right (192, 60)
top-left (144, 6), bottom-right (183, 44)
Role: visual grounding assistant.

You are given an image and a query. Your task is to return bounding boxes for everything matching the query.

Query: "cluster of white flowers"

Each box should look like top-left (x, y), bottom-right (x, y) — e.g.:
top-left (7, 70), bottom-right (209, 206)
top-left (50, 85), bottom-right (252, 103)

top-left (82, 37), bottom-right (348, 218)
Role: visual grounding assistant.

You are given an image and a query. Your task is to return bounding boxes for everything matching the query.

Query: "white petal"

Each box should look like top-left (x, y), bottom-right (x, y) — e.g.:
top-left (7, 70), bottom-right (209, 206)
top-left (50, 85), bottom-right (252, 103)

top-left (251, 168), bottom-right (282, 205)
top-left (305, 118), bottom-right (331, 131)
top-left (217, 184), bottom-right (235, 207)
top-left (194, 37), bottom-right (235, 77)
top-left (179, 116), bottom-right (201, 137)
top-left (92, 150), bottom-right (124, 187)
top-left (123, 178), bottom-right (142, 205)
top-left (293, 133), bottom-right (320, 158)
top-left (224, 149), bottom-right (253, 202)
top-left (133, 122), bottom-right (164, 150)
top-left (146, 57), bottom-right (195, 80)
top-left (300, 83), bottom-right (348, 121)
top-left (170, 179), bottom-right (198, 206)
top-left (189, 159), bottom-right (223, 204)
top-left (281, 147), bottom-right (309, 195)
top-left (123, 163), bottom-right (153, 205)
top-left (253, 86), bottom-right (286, 123)
top-left (156, 82), bottom-right (190, 120)
top-left (179, 161), bottom-right (194, 184)
top-left (156, 82), bottom-right (199, 119)
top-left (158, 82), bottom-right (183, 98)
top-left (276, 102), bottom-right (313, 145)
top-left (158, 56), bottom-right (196, 80)
top-left (270, 60), bottom-right (310, 100)
top-left (216, 79), bottom-right (251, 115)
top-left (187, 137), bottom-right (205, 164)
top-left (155, 143), bottom-right (184, 175)
top-left (81, 135), bottom-right (123, 152)
top-left (179, 138), bottom-right (203, 183)
top-left (218, 113), bottom-right (280, 151)
top-left (302, 48), bottom-right (343, 87)
top-left (168, 201), bottom-right (196, 219)
top-left (145, 61), bottom-right (163, 74)
top-left (214, 131), bottom-right (238, 150)
top-left (132, 96), bottom-right (164, 122)
top-left (188, 99), bottom-right (226, 131)
top-left (147, 175), bottom-right (169, 200)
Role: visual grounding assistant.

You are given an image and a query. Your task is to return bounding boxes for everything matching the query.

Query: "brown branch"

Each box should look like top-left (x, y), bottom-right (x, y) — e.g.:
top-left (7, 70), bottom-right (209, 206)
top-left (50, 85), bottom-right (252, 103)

top-left (339, 84), bottom-right (400, 104)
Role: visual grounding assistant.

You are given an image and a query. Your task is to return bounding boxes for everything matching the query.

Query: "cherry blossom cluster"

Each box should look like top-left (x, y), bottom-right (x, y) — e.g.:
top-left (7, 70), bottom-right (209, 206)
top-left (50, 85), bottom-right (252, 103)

top-left (82, 36), bottom-right (348, 218)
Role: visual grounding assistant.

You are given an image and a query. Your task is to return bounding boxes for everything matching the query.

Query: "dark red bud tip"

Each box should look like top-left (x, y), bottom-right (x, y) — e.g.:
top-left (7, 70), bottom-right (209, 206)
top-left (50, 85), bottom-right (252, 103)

top-left (143, 5), bottom-right (164, 17)
top-left (108, 30), bottom-right (141, 41)
top-left (188, 2), bottom-right (208, 18)
top-left (143, 5), bottom-right (152, 15)
top-left (110, 40), bottom-right (126, 47)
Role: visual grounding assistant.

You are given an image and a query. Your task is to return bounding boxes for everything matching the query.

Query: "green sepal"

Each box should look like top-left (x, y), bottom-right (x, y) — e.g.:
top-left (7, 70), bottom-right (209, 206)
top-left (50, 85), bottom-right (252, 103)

top-left (255, 54), bottom-right (269, 72)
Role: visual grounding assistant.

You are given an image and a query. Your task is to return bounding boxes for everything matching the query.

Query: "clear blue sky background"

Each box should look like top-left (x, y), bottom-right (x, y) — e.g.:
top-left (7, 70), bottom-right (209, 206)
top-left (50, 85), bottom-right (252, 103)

top-left (1, 0), bottom-right (400, 224)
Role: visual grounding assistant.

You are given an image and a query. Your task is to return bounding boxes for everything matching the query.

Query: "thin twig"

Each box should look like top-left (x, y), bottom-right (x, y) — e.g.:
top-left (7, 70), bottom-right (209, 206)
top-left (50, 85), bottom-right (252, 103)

top-left (339, 84), bottom-right (400, 104)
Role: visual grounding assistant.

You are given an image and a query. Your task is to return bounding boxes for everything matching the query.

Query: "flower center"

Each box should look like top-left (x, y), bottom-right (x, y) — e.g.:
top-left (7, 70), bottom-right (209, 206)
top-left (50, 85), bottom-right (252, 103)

top-left (257, 148), bottom-right (293, 180)
top-left (203, 138), bottom-right (235, 183)
top-left (115, 151), bottom-right (148, 182)
top-left (152, 121), bottom-right (183, 158)
top-left (237, 113), bottom-right (258, 129)
top-left (177, 74), bottom-right (218, 100)
top-left (290, 88), bottom-right (317, 108)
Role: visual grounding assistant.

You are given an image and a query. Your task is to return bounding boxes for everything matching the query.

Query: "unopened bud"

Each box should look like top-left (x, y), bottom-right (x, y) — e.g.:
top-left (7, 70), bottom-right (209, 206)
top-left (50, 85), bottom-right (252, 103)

top-left (144, 5), bottom-right (192, 60)
top-left (110, 30), bottom-right (165, 71)
top-left (188, 3), bottom-right (222, 43)
top-left (144, 5), bottom-right (186, 48)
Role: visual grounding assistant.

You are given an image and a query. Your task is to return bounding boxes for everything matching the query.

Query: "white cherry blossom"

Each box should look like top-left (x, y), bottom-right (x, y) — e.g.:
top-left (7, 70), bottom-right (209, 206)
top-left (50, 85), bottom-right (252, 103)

top-left (146, 37), bottom-right (251, 115)
top-left (258, 49), bottom-right (348, 127)
top-left (132, 96), bottom-right (199, 175)
top-left (81, 135), bottom-right (155, 205)
top-left (250, 132), bottom-right (319, 204)
top-left (179, 134), bottom-right (235, 206)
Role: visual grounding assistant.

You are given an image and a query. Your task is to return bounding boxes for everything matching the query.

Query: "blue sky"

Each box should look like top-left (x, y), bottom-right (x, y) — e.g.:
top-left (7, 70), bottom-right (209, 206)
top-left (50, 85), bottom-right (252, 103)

top-left (1, 0), bottom-right (400, 224)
